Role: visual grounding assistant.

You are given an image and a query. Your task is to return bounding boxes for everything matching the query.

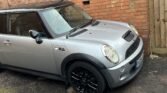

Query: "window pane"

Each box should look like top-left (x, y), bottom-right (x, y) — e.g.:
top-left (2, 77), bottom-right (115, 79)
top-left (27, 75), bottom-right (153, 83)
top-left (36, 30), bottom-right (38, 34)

top-left (9, 13), bottom-right (46, 37)
top-left (41, 9), bottom-right (72, 35)
top-left (0, 14), bottom-right (7, 34)
top-left (58, 5), bottom-right (91, 27)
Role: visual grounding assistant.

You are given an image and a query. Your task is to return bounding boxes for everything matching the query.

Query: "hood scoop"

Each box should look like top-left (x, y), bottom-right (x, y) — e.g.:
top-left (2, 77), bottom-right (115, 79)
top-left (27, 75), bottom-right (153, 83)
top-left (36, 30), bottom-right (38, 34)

top-left (122, 30), bottom-right (135, 42)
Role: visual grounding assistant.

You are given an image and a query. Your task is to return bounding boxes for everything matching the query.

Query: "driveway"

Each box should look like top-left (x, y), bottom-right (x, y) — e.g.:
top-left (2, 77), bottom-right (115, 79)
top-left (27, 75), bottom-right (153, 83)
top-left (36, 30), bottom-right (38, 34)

top-left (0, 57), bottom-right (166, 93)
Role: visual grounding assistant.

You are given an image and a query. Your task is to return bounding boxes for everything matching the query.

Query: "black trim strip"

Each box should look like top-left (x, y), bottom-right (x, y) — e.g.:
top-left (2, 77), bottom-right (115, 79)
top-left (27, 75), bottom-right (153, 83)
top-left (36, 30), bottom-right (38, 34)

top-left (61, 53), bottom-right (107, 76)
top-left (1, 64), bottom-right (65, 81)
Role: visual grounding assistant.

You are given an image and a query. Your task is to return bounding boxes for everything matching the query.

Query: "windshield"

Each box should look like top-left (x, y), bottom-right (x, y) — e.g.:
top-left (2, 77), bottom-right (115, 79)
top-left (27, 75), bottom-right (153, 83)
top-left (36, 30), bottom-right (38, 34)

top-left (41, 5), bottom-right (92, 35)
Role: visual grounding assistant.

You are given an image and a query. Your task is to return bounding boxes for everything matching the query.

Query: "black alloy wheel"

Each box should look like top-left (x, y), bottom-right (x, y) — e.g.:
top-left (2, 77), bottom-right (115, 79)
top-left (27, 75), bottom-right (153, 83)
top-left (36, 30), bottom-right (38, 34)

top-left (67, 62), bottom-right (106, 93)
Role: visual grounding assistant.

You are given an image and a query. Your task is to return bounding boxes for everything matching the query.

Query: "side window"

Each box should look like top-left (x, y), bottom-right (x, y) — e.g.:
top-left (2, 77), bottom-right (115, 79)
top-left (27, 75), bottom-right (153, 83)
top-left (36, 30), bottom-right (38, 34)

top-left (9, 12), bottom-right (47, 37)
top-left (0, 14), bottom-right (7, 34)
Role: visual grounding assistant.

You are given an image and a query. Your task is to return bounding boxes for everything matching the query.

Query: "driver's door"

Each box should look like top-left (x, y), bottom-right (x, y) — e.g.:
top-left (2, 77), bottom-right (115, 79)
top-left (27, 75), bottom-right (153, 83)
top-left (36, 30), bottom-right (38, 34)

top-left (1, 12), bottom-right (57, 74)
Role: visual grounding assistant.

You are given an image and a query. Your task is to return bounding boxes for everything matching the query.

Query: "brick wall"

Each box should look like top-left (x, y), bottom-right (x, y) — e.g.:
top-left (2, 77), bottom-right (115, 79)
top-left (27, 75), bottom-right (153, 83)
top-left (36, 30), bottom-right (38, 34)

top-left (72, 0), bottom-right (149, 53)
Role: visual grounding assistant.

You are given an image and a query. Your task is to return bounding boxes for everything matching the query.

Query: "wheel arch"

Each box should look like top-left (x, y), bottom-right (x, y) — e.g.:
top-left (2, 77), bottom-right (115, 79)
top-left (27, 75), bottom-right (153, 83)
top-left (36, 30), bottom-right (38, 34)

top-left (61, 53), bottom-right (107, 77)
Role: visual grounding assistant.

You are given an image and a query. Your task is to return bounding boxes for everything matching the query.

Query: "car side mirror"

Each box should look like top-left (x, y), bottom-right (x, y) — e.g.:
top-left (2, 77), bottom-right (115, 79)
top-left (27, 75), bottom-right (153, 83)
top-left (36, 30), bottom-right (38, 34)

top-left (29, 30), bottom-right (43, 44)
top-left (29, 30), bottom-right (39, 39)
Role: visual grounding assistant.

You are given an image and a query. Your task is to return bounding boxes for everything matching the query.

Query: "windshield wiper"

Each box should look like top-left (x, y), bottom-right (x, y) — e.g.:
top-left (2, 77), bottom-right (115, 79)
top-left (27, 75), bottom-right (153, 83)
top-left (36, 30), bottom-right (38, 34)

top-left (66, 19), bottom-right (94, 39)
top-left (66, 26), bottom-right (80, 39)
top-left (91, 20), bottom-right (99, 26)
top-left (80, 19), bottom-right (94, 28)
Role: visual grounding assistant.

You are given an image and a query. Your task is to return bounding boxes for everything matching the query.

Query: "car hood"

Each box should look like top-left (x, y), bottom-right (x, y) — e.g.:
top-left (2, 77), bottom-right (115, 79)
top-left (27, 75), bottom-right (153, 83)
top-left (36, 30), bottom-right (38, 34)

top-left (68, 20), bottom-right (136, 61)
top-left (70, 20), bottom-right (131, 44)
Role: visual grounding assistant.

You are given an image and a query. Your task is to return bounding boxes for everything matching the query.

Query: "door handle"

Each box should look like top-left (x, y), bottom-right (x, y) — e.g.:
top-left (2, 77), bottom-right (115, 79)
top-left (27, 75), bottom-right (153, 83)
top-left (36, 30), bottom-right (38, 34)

top-left (3, 40), bottom-right (12, 46)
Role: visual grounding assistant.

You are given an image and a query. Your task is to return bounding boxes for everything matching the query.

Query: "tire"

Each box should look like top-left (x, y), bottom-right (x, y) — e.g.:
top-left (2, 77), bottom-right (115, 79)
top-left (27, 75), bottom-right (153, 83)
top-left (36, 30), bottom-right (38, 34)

top-left (0, 65), bottom-right (3, 72)
top-left (67, 61), bottom-right (106, 93)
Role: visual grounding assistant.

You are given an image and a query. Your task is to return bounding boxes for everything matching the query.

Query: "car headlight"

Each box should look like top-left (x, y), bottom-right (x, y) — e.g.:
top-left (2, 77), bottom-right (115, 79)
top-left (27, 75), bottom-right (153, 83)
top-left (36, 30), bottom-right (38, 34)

top-left (102, 45), bottom-right (119, 64)
top-left (129, 24), bottom-right (139, 35)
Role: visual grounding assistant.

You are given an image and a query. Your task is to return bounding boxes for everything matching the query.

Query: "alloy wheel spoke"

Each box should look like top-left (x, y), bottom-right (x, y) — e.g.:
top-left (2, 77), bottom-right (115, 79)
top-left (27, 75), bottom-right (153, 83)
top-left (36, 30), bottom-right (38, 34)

top-left (90, 81), bottom-right (98, 87)
top-left (71, 72), bottom-right (80, 81)
top-left (87, 83), bottom-right (97, 90)
top-left (71, 68), bottom-right (98, 93)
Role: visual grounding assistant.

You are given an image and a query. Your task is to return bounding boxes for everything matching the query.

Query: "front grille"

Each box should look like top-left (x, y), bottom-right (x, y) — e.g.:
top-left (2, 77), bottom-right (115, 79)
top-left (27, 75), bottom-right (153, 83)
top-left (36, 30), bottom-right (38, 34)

top-left (125, 37), bottom-right (140, 59)
top-left (129, 46), bottom-right (143, 64)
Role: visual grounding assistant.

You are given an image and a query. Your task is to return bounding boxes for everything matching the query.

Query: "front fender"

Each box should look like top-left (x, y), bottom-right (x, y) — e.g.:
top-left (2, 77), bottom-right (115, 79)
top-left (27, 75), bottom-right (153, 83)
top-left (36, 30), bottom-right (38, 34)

top-left (61, 53), bottom-right (107, 76)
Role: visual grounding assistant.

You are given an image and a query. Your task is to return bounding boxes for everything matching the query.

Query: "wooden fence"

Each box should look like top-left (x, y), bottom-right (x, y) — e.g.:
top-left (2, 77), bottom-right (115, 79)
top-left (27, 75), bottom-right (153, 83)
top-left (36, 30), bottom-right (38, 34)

top-left (149, 0), bottom-right (167, 54)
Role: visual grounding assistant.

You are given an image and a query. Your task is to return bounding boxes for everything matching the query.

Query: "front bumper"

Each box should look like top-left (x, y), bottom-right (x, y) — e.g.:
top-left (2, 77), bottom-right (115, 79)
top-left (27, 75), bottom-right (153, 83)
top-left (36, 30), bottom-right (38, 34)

top-left (101, 37), bottom-right (144, 88)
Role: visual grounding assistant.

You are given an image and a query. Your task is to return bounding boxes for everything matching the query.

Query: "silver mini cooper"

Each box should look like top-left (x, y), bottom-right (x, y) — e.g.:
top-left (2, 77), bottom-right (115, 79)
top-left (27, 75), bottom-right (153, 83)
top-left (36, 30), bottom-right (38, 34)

top-left (0, 0), bottom-right (144, 93)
